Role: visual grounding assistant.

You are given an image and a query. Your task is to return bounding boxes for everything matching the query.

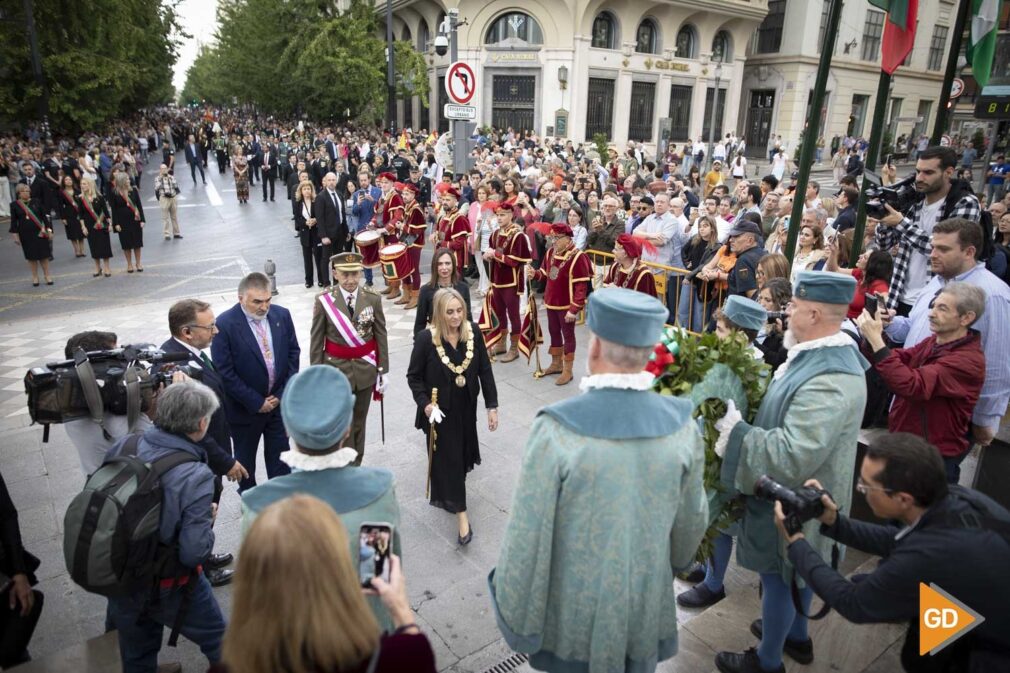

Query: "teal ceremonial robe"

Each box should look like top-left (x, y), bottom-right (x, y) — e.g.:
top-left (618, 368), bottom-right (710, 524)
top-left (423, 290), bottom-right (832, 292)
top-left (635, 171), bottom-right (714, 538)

top-left (489, 386), bottom-right (709, 673)
top-left (241, 465), bottom-right (402, 630)
top-left (721, 335), bottom-right (868, 582)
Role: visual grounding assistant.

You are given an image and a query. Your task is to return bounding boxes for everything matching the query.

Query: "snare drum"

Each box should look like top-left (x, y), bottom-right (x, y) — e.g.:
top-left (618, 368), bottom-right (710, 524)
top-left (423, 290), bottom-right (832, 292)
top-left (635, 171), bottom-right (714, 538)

top-left (355, 230), bottom-right (382, 268)
top-left (379, 243), bottom-right (410, 281)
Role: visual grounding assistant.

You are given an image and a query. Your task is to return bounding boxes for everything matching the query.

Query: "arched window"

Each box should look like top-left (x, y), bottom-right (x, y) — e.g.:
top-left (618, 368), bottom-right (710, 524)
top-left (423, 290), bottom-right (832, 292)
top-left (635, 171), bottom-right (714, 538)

top-left (675, 25), bottom-right (697, 59)
top-left (417, 20), bottom-right (429, 52)
top-left (485, 12), bottom-right (544, 45)
top-left (401, 26), bottom-right (412, 43)
top-left (712, 30), bottom-right (732, 62)
top-left (635, 19), bottom-right (658, 54)
top-left (591, 12), bottom-right (618, 49)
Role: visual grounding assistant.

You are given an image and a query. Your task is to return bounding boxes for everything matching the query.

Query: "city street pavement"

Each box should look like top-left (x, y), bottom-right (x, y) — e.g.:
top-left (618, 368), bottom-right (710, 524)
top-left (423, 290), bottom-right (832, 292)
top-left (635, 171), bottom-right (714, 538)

top-left (1, 154), bottom-right (907, 672)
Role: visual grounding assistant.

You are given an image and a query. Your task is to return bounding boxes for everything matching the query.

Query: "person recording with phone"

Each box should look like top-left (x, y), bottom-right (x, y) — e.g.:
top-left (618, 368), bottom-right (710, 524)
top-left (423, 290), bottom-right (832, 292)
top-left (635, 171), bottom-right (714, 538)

top-left (773, 433), bottom-right (1010, 672)
top-left (241, 365), bottom-right (402, 628)
top-left (857, 283), bottom-right (986, 483)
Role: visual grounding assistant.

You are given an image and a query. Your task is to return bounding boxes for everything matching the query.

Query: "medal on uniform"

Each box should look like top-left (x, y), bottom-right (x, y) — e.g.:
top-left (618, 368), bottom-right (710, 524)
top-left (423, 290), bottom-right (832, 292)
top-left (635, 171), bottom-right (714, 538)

top-left (549, 266), bottom-right (560, 280)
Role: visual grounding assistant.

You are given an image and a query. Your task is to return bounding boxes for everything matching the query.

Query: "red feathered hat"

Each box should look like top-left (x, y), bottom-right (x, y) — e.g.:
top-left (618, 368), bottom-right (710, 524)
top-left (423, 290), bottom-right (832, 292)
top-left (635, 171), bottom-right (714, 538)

top-left (616, 233), bottom-right (642, 258)
top-left (377, 171), bottom-right (396, 182)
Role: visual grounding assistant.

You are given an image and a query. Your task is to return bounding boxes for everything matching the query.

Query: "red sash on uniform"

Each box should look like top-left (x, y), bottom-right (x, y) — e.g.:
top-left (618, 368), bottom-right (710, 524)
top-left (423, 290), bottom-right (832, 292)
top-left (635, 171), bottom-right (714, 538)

top-left (16, 201), bottom-right (50, 239)
top-left (324, 338), bottom-right (376, 359)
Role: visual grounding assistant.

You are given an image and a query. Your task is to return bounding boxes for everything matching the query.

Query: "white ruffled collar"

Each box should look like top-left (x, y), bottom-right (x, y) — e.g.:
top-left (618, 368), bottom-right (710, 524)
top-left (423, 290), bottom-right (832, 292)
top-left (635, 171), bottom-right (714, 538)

top-left (774, 331), bottom-right (855, 380)
top-left (579, 371), bottom-right (655, 392)
top-left (280, 448), bottom-right (359, 471)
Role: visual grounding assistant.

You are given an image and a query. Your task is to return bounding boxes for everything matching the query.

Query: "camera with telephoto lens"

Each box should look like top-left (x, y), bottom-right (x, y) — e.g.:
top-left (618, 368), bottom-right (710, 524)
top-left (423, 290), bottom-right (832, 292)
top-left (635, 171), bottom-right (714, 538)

top-left (754, 475), bottom-right (831, 535)
top-left (766, 311), bottom-right (788, 328)
top-left (24, 344), bottom-right (201, 432)
top-left (864, 172), bottom-right (918, 220)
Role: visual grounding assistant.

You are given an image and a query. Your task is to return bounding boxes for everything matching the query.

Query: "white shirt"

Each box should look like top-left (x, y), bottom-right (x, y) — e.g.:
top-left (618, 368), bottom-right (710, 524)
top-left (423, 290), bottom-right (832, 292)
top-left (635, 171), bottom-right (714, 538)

top-left (901, 197), bottom-right (944, 305)
top-left (343, 288), bottom-right (359, 312)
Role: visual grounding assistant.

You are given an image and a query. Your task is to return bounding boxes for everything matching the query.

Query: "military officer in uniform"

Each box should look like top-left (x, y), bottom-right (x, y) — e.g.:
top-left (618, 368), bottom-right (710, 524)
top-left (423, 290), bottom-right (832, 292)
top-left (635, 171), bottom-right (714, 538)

top-left (309, 252), bottom-right (389, 465)
top-left (526, 222), bottom-right (593, 385)
top-left (483, 198), bottom-right (532, 361)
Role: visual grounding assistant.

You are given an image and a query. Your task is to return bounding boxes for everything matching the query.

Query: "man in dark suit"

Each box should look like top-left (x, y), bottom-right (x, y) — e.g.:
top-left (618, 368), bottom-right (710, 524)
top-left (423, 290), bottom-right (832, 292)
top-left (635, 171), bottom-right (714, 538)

top-left (313, 171), bottom-right (348, 274)
top-left (261, 144), bottom-right (277, 202)
top-left (249, 136), bottom-right (262, 186)
top-left (184, 134), bottom-right (206, 185)
top-left (18, 162), bottom-right (45, 203)
top-left (211, 273), bottom-right (300, 492)
top-left (161, 298), bottom-right (250, 586)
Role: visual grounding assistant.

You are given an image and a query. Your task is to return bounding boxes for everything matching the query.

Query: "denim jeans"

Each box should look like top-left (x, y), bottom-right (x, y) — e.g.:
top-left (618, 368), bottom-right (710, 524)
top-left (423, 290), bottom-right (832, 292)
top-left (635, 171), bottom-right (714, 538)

top-left (108, 574), bottom-right (225, 673)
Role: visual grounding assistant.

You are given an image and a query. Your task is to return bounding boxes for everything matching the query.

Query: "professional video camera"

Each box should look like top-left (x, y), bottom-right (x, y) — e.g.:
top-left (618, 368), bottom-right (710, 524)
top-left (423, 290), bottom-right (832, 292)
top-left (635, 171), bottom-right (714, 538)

top-left (24, 344), bottom-right (199, 440)
top-left (754, 475), bottom-right (831, 535)
top-left (864, 170), bottom-right (918, 220)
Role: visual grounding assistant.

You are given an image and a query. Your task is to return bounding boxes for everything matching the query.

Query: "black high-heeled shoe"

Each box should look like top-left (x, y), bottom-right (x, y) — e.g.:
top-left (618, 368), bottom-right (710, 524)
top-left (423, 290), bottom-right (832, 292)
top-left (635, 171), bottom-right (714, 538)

top-left (457, 523), bottom-right (473, 546)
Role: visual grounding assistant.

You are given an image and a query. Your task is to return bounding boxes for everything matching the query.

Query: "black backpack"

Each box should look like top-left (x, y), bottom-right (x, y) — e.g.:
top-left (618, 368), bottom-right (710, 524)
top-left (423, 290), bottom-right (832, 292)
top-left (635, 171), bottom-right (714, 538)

top-left (63, 435), bottom-right (197, 597)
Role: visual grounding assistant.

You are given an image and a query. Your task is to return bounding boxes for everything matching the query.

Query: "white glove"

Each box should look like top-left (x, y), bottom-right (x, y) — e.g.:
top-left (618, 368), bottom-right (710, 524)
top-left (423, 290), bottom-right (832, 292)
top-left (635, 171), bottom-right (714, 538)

top-left (714, 399), bottom-right (742, 458)
top-left (429, 405), bottom-right (445, 425)
top-left (376, 374), bottom-right (388, 394)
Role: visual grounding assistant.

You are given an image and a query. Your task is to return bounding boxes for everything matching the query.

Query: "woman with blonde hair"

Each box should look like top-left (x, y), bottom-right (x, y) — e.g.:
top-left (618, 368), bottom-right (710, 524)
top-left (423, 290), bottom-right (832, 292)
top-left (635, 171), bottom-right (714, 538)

top-left (755, 252), bottom-right (790, 286)
top-left (79, 178), bottom-right (113, 277)
top-left (214, 495), bottom-right (436, 673)
top-left (407, 288), bottom-right (498, 544)
top-left (293, 180), bottom-right (325, 288)
top-left (110, 172), bottom-right (145, 273)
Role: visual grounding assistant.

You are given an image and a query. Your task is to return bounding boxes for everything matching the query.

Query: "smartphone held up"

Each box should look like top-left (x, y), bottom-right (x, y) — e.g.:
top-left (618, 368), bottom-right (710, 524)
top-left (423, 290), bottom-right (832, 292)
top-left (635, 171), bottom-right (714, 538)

top-left (358, 522), bottom-right (394, 588)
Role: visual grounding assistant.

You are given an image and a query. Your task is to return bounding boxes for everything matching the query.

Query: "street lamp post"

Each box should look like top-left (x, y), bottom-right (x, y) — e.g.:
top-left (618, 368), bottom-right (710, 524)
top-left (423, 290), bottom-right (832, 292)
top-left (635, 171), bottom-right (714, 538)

top-left (385, 0), bottom-right (396, 135)
top-left (706, 58), bottom-right (723, 171)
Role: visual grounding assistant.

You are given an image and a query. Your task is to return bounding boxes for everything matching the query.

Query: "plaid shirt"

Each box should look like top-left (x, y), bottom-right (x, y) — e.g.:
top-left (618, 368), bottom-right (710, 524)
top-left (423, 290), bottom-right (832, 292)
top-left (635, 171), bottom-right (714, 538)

top-left (154, 173), bottom-right (179, 200)
top-left (874, 190), bottom-right (981, 310)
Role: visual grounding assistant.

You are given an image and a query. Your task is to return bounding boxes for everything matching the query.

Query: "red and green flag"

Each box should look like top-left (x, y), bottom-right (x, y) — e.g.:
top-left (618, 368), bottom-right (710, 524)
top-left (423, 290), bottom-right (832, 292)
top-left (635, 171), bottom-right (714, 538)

top-left (868, 0), bottom-right (920, 74)
top-left (967, 0), bottom-right (1002, 88)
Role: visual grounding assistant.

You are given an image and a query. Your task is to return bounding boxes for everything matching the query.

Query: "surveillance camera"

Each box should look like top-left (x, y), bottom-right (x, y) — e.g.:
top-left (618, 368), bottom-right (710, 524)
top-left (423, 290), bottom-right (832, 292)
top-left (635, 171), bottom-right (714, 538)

top-left (434, 35), bottom-right (449, 57)
top-left (448, 7), bottom-right (459, 17)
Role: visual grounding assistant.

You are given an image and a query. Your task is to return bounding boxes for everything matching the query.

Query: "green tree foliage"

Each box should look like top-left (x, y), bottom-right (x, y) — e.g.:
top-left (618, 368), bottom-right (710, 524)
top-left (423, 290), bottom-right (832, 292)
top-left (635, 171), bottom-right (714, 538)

top-left (183, 0), bottom-right (429, 123)
top-left (0, 0), bottom-right (183, 132)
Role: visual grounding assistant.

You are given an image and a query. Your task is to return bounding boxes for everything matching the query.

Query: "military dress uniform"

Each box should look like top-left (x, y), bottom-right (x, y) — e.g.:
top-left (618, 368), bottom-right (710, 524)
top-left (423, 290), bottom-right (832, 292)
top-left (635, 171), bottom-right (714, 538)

top-left (373, 172), bottom-right (405, 299)
top-left (309, 253), bottom-right (389, 465)
top-left (528, 223), bottom-right (593, 385)
top-left (486, 201), bottom-right (532, 361)
top-left (399, 182), bottom-right (427, 310)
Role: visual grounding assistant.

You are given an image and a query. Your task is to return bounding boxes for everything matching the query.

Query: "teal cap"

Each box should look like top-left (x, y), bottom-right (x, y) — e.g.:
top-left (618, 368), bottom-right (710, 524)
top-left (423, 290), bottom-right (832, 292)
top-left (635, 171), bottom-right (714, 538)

top-left (722, 295), bottom-right (768, 332)
top-left (281, 365), bottom-right (353, 452)
top-left (587, 287), bottom-right (668, 348)
top-left (793, 271), bottom-right (857, 305)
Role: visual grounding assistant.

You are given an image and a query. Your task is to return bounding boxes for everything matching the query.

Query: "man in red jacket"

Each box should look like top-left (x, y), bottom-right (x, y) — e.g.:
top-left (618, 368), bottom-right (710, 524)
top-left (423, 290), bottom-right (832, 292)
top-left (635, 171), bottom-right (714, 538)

top-left (857, 281), bottom-right (986, 483)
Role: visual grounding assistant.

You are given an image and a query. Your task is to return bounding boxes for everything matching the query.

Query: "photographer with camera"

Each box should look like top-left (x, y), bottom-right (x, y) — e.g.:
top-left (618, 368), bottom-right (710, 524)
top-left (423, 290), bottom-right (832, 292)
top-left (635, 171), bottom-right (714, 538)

top-left (711, 272), bottom-right (868, 673)
top-left (773, 433), bottom-right (1010, 672)
top-left (873, 147), bottom-right (981, 317)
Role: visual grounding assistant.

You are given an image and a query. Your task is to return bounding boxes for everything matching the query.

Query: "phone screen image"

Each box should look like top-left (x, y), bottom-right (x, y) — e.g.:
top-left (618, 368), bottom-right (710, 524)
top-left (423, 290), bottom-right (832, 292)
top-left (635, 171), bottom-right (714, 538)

top-left (358, 523), bottom-right (393, 588)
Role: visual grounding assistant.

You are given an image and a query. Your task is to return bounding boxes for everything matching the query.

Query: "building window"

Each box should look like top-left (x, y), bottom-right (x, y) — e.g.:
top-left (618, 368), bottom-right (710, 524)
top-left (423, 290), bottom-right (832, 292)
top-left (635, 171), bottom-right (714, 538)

top-left (668, 85), bottom-right (692, 140)
top-left (927, 26), bottom-right (948, 71)
top-left (848, 93), bottom-right (870, 137)
top-left (712, 31), bottom-right (732, 62)
top-left (485, 12), bottom-right (543, 45)
top-left (675, 25), bottom-right (697, 59)
top-left (913, 100), bottom-right (932, 138)
top-left (636, 19), bottom-right (658, 54)
top-left (592, 12), bottom-right (618, 50)
top-left (628, 81), bottom-right (656, 141)
top-left (586, 77), bottom-right (616, 140)
top-left (417, 21), bottom-right (429, 52)
top-left (861, 9), bottom-right (885, 61)
top-left (702, 87), bottom-right (727, 141)
top-left (756, 0), bottom-right (785, 54)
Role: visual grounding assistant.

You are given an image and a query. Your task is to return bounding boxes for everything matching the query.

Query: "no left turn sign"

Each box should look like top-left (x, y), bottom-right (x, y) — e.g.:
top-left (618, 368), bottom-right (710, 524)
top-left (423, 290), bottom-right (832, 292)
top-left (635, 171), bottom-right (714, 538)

top-left (445, 61), bottom-right (476, 105)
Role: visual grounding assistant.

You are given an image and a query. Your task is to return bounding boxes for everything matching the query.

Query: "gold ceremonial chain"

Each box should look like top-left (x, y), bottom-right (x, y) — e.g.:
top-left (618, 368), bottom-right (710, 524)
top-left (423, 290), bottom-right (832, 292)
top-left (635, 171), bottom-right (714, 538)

top-left (434, 335), bottom-right (474, 388)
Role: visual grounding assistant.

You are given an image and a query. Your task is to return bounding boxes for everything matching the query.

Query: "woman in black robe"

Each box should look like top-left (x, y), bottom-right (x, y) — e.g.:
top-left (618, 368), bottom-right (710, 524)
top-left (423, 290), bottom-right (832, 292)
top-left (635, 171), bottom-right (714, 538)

top-left (407, 288), bottom-right (498, 545)
top-left (412, 248), bottom-right (472, 337)
top-left (110, 172), bottom-right (145, 273)
top-left (80, 179), bottom-right (113, 277)
top-left (8, 184), bottom-right (54, 286)
top-left (57, 175), bottom-right (86, 258)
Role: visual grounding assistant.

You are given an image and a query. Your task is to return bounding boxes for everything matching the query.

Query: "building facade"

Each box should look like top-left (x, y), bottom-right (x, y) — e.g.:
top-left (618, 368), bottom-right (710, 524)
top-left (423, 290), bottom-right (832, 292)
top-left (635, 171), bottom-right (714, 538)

top-left (383, 0), bottom-right (769, 149)
top-left (739, 0), bottom-right (959, 157)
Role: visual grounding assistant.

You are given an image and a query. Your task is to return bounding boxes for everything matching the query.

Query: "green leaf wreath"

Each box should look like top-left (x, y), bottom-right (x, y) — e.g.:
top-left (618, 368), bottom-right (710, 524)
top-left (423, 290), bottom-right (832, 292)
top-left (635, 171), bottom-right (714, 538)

top-left (647, 327), bottom-right (771, 562)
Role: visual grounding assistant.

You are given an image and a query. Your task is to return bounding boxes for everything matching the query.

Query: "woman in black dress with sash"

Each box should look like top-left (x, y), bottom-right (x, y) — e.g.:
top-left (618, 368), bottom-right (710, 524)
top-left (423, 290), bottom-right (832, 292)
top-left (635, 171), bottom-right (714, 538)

top-left (9, 184), bottom-right (54, 286)
top-left (292, 180), bottom-right (325, 288)
top-left (57, 175), bottom-right (87, 258)
top-left (110, 173), bottom-right (145, 273)
top-left (80, 179), bottom-right (113, 277)
top-left (407, 288), bottom-right (497, 545)
top-left (412, 248), bottom-right (472, 336)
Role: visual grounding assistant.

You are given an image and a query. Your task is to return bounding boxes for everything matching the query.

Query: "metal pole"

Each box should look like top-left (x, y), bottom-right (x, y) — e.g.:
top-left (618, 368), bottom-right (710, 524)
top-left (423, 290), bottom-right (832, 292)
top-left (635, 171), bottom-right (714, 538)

top-left (850, 70), bottom-right (892, 263)
top-left (931, 0), bottom-right (971, 145)
top-left (785, 0), bottom-right (844, 261)
top-left (385, 0), bottom-right (396, 135)
top-left (22, 0), bottom-right (48, 124)
top-left (706, 64), bottom-right (720, 172)
top-left (449, 11), bottom-right (464, 177)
